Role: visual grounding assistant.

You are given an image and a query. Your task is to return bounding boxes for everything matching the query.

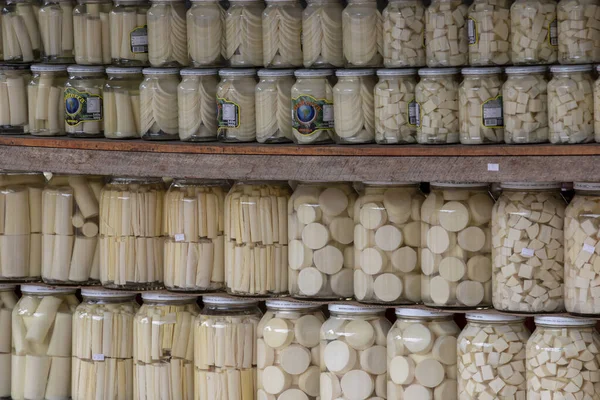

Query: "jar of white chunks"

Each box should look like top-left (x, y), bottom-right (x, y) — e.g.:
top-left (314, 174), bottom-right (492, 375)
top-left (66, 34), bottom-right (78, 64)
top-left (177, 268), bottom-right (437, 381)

top-left (557, 0), bottom-right (600, 64)
top-left (425, 0), bottom-right (469, 67)
top-left (510, 0), bottom-right (557, 65)
top-left (467, 0), bottom-right (511, 66)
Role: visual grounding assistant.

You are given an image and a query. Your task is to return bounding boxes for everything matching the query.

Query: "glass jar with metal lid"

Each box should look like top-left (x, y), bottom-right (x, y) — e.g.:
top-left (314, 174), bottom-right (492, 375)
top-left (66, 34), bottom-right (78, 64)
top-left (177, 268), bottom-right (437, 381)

top-left (0, 284), bottom-right (16, 399)
top-left (187, 0), bottom-right (224, 67)
top-left (558, 0), bottom-right (600, 64)
top-left (0, 65), bottom-right (31, 134)
top-left (255, 69), bottom-right (295, 143)
top-left (1, 0), bottom-right (42, 62)
top-left (28, 64), bottom-right (68, 137)
top-left (382, 0), bottom-right (426, 68)
top-left (103, 67), bottom-right (143, 139)
top-left (140, 67), bottom-right (179, 140)
top-left (510, 0), bottom-right (557, 65)
top-left (73, 0), bottom-right (112, 64)
top-left (224, 0), bottom-right (264, 67)
top-left (64, 65), bottom-right (105, 138)
top-left (178, 68), bottom-right (218, 142)
top-left (262, 0), bottom-right (303, 68)
top-left (425, 0), bottom-right (469, 67)
top-left (109, 0), bottom-right (150, 66)
top-left (39, 0), bottom-right (75, 63)
top-left (147, 0), bottom-right (189, 67)
top-left (342, 0), bottom-right (382, 68)
top-left (302, 0), bottom-right (344, 68)
top-left (332, 69), bottom-right (376, 144)
top-left (216, 69), bottom-right (257, 142)
top-left (467, 0), bottom-right (512, 66)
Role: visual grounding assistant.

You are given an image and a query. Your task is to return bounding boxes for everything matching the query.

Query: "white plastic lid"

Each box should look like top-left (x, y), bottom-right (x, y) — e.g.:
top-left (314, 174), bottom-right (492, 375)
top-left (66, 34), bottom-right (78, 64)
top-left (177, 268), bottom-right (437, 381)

top-left (202, 295), bottom-right (259, 305)
top-left (534, 316), bottom-right (596, 326)
top-left (550, 64), bottom-right (593, 73)
top-left (395, 308), bottom-right (452, 318)
top-left (143, 68), bottom-right (180, 75)
top-left (257, 69), bottom-right (295, 77)
top-left (500, 182), bottom-right (562, 190)
top-left (142, 292), bottom-right (198, 302)
top-left (219, 68), bottom-right (256, 77)
top-left (462, 67), bottom-right (503, 75)
top-left (328, 304), bottom-right (386, 313)
top-left (81, 288), bottom-right (138, 298)
top-left (574, 182), bottom-right (600, 191)
top-left (418, 68), bottom-right (460, 76)
top-left (377, 68), bottom-right (417, 76)
top-left (295, 69), bottom-right (333, 78)
top-left (505, 66), bottom-right (547, 74)
top-left (431, 182), bottom-right (489, 188)
top-left (0, 284), bottom-right (16, 290)
top-left (67, 65), bottom-right (105, 74)
top-left (265, 300), bottom-right (321, 309)
top-left (31, 64), bottom-right (68, 72)
top-left (180, 68), bottom-right (219, 76)
top-left (21, 285), bottom-right (77, 294)
top-left (336, 69), bottom-right (376, 77)
top-left (466, 313), bottom-right (526, 322)
top-left (106, 67), bottom-right (143, 74)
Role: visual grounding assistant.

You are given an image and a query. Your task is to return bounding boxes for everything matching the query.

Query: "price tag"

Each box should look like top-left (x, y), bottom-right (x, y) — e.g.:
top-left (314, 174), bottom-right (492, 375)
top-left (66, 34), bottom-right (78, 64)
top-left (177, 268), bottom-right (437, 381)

top-left (175, 234), bottom-right (185, 242)
top-left (92, 354), bottom-right (105, 361)
top-left (521, 248), bottom-right (534, 257)
top-left (487, 163), bottom-right (499, 171)
top-left (583, 243), bottom-right (596, 254)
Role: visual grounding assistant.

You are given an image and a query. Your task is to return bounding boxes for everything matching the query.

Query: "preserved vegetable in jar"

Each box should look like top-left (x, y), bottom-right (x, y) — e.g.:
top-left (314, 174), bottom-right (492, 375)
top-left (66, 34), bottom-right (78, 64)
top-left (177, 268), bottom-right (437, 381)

top-left (291, 69), bottom-right (334, 144)
top-left (467, 0), bottom-right (511, 66)
top-left (425, 0), bottom-right (468, 67)
top-left (109, 0), bottom-right (150, 66)
top-left (147, 0), bottom-right (189, 67)
top-left (178, 68), bottom-right (218, 142)
top-left (217, 69), bottom-right (257, 142)
top-left (510, 0), bottom-right (557, 65)
top-left (28, 64), bottom-right (68, 137)
top-left (302, 0), bottom-right (343, 68)
top-left (224, 0), bottom-right (264, 67)
top-left (73, 0), bottom-right (112, 65)
top-left (342, 0), bottom-right (382, 67)
top-left (0, 65), bottom-right (30, 134)
top-left (557, 0), bottom-right (600, 64)
top-left (140, 68), bottom-right (179, 140)
top-left (64, 65), bottom-right (105, 138)
top-left (187, 0), bottom-right (224, 67)
top-left (2, 0), bottom-right (42, 62)
top-left (39, 0), bottom-right (75, 63)
top-left (0, 285), bottom-right (16, 399)
top-left (382, 0), bottom-right (426, 68)
top-left (103, 67), bottom-right (143, 139)
top-left (255, 69), bottom-right (294, 143)
top-left (262, 0), bottom-right (303, 68)
top-left (333, 69), bottom-right (376, 144)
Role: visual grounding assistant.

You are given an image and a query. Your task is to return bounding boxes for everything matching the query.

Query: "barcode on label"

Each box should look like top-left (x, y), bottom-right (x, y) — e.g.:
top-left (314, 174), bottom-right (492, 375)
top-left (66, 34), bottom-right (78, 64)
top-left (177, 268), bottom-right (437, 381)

top-left (487, 163), bottom-right (499, 171)
top-left (175, 234), bottom-right (185, 242)
top-left (92, 354), bottom-right (105, 361)
top-left (583, 243), bottom-right (595, 254)
top-left (521, 248), bottom-right (534, 257)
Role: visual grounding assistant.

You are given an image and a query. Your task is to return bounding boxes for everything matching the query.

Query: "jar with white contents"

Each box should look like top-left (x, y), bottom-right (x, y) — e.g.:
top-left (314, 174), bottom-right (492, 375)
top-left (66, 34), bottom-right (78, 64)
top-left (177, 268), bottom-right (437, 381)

top-left (187, 0), bottom-right (224, 67)
top-left (557, 0), bottom-right (600, 64)
top-left (217, 69), bottom-right (257, 142)
top-left (510, 0), bottom-right (557, 65)
top-left (255, 69), bottom-right (295, 143)
top-left (0, 285), bottom-right (16, 399)
top-left (2, 0), bottom-right (42, 62)
top-left (342, 0), bottom-right (382, 67)
top-left (73, 0), bottom-right (112, 65)
top-left (109, 0), bottom-right (150, 66)
top-left (178, 68), bottom-right (219, 142)
top-left (333, 69), bottom-right (376, 144)
top-left (425, 0), bottom-right (469, 67)
top-left (467, 0), bottom-right (511, 66)
top-left (0, 65), bottom-right (31, 134)
top-left (147, 0), bottom-right (189, 67)
top-left (224, 0), bottom-right (264, 67)
top-left (140, 68), bottom-right (179, 140)
top-left (302, 0), bottom-right (343, 68)
top-left (382, 0), bottom-right (426, 68)
top-left (28, 64), bottom-right (67, 136)
top-left (262, 0), bottom-right (303, 68)
top-left (64, 65), bottom-right (105, 138)
top-left (291, 69), bottom-right (335, 144)
top-left (104, 67), bottom-right (143, 139)
top-left (39, 0), bottom-right (75, 63)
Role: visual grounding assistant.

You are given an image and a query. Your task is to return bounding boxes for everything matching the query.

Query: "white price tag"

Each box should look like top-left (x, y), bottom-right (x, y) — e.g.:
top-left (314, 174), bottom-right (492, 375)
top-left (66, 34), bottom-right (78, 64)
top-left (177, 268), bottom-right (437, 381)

top-left (174, 234), bottom-right (185, 242)
top-left (92, 354), bottom-right (105, 361)
top-left (521, 248), bottom-right (534, 257)
top-left (487, 163), bottom-right (499, 171)
top-left (583, 243), bottom-right (596, 254)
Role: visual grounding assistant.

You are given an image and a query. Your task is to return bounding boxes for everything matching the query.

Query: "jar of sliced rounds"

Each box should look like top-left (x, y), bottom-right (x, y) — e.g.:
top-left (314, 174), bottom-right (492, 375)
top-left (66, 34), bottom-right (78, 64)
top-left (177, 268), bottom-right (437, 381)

top-left (262, 0), bottom-right (303, 68)
top-left (73, 0), bottom-right (112, 64)
top-left (39, 0), bottom-right (75, 63)
top-left (548, 64), bottom-right (594, 144)
top-left (194, 296), bottom-right (261, 400)
top-left (72, 288), bottom-right (139, 400)
top-left (382, 0), bottom-right (425, 68)
top-left (510, 0), bottom-right (557, 65)
top-left (147, 0), bottom-right (188, 67)
top-left (224, 0), bottom-right (264, 67)
top-left (255, 69), bottom-right (294, 144)
top-left (288, 182), bottom-right (357, 299)
top-left (178, 68), bottom-right (219, 142)
top-left (140, 68), bottom-right (179, 140)
top-left (354, 182), bottom-right (424, 304)
top-left (109, 0), bottom-right (150, 66)
top-left (217, 69), bottom-right (257, 142)
top-left (425, 0), bottom-right (468, 67)
top-left (503, 66), bottom-right (549, 144)
top-left (104, 67), bottom-right (143, 139)
top-left (421, 182), bottom-right (494, 308)
top-left (12, 285), bottom-right (78, 400)
top-left (0, 65), bottom-right (31, 134)
top-left (467, 0), bottom-right (511, 66)
top-left (187, 0), bottom-right (224, 67)
top-left (0, 285), bottom-right (16, 398)
top-left (64, 65), bottom-right (105, 138)
top-left (557, 0), bottom-right (600, 64)
top-left (374, 69), bottom-right (418, 144)
top-left (28, 64), bottom-right (67, 136)
top-left (257, 300), bottom-right (325, 400)
top-left (302, 0), bottom-right (344, 68)
top-left (164, 179), bottom-right (227, 292)
top-left (492, 182), bottom-right (566, 313)
top-left (2, 0), bottom-right (42, 62)
top-left (342, 0), bottom-right (382, 67)
top-left (333, 69), bottom-right (376, 144)
top-left (99, 177), bottom-right (165, 290)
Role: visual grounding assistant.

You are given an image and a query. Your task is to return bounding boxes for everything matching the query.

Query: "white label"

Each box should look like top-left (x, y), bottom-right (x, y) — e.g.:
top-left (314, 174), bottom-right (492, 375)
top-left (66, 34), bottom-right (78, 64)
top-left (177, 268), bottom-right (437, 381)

top-left (322, 104), bottom-right (333, 122)
top-left (521, 248), bottom-right (534, 257)
top-left (583, 243), bottom-right (595, 254)
top-left (487, 163), bottom-right (499, 171)
top-left (174, 234), bottom-right (185, 242)
top-left (92, 354), bottom-right (105, 361)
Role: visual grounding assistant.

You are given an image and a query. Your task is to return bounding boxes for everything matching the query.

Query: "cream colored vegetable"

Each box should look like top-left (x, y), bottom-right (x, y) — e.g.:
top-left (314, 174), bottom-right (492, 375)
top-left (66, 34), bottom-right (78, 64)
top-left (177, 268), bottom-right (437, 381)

top-left (140, 70), bottom-right (179, 139)
top-left (224, 0), bottom-right (264, 66)
top-left (109, 3), bottom-right (149, 65)
top-left (178, 72), bottom-right (218, 141)
top-left (2, 2), bottom-right (42, 62)
top-left (255, 72), bottom-right (295, 143)
top-left (73, 2), bottom-right (112, 64)
top-left (0, 69), bottom-right (30, 133)
top-left (467, 0), bottom-right (511, 66)
top-left (217, 71), bottom-right (257, 142)
top-left (416, 70), bottom-right (460, 144)
top-left (147, 0), bottom-right (189, 67)
top-left (187, 1), bottom-right (223, 67)
top-left (425, 0), bottom-right (468, 67)
top-left (557, 0), bottom-right (600, 64)
top-left (39, 0), bottom-right (75, 62)
top-left (510, 0), bottom-right (557, 65)
top-left (28, 68), bottom-right (67, 136)
top-left (291, 71), bottom-right (334, 144)
top-left (262, 0), bottom-right (303, 67)
top-left (0, 288), bottom-right (17, 398)
top-left (342, 0), bottom-right (382, 67)
top-left (302, 0), bottom-right (343, 68)
top-left (333, 72), bottom-right (376, 144)
top-left (383, 0), bottom-right (425, 67)
top-left (375, 71), bottom-right (418, 144)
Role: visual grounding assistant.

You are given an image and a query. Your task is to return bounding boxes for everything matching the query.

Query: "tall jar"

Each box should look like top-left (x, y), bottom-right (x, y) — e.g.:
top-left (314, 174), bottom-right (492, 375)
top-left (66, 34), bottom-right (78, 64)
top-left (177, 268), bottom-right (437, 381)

top-left (0, 285), bottom-right (16, 399)
top-left (342, 0), bottom-right (382, 67)
top-left (387, 309), bottom-right (459, 400)
top-left (178, 68), bottom-right (218, 142)
top-left (288, 182), bottom-right (357, 299)
top-left (39, 0), bottom-right (75, 63)
top-left (99, 177), bottom-right (165, 290)
top-left (302, 0), bottom-right (343, 68)
top-left (548, 64), bottom-right (594, 144)
top-left (11, 285), bottom-right (78, 400)
top-left (224, 181), bottom-right (290, 296)
top-left (103, 67), bottom-right (143, 139)
top-left (147, 0), bottom-right (189, 67)
top-left (492, 182), bottom-right (566, 313)
top-left (257, 300), bottom-right (325, 399)
top-left (64, 65), bottom-right (105, 138)
top-left (28, 64), bottom-right (68, 136)
top-left (216, 69), bottom-right (257, 142)
top-left (459, 67), bottom-right (504, 144)
top-left (320, 305), bottom-right (391, 400)
top-left (134, 293), bottom-right (200, 400)
top-left (425, 0), bottom-right (469, 67)
top-left (0, 65), bottom-right (31, 134)
top-left (255, 69), bottom-right (294, 144)
top-left (164, 179), bottom-right (227, 292)
top-left (140, 68), bottom-right (179, 140)
top-left (291, 69), bottom-right (334, 145)
top-left (109, 0), bottom-right (150, 66)
top-left (262, 0), bottom-right (303, 68)
top-left (416, 68), bottom-right (460, 144)
top-left (73, 0), bottom-right (112, 65)
top-left (193, 296), bottom-right (261, 400)
top-left (382, 0), bottom-right (426, 68)
top-left (72, 288), bottom-right (139, 400)
top-left (421, 183), bottom-right (494, 308)
top-left (187, 0), bottom-right (224, 67)
top-left (557, 0), bottom-right (600, 64)
top-left (503, 66), bottom-right (549, 144)
top-left (467, 0), bottom-right (511, 66)
top-left (354, 182), bottom-right (424, 304)
top-left (510, 0), bottom-right (557, 65)
top-left (224, 0), bottom-right (264, 67)
top-left (333, 69), bottom-right (376, 144)
top-left (1, 0), bottom-right (42, 62)
top-left (458, 313), bottom-right (529, 400)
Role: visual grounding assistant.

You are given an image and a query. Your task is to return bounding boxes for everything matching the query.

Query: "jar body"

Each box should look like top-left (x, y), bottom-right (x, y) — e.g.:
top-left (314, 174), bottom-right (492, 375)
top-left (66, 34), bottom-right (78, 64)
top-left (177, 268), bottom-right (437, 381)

top-left (104, 72), bottom-right (143, 139)
top-left (459, 73), bottom-right (504, 144)
top-left (375, 74), bottom-right (418, 144)
top-left (29, 70), bottom-right (68, 136)
top-left (468, 0), bottom-right (511, 66)
top-left (0, 288), bottom-right (17, 398)
top-left (302, 0), bottom-right (344, 68)
top-left (39, 0), bottom-right (75, 63)
top-left (416, 74), bottom-right (460, 144)
top-left (503, 72), bottom-right (549, 143)
top-left (255, 75), bottom-right (294, 143)
top-left (224, 1), bottom-right (264, 66)
top-left (187, 2), bottom-right (223, 67)
top-left (147, 0), bottom-right (189, 67)
top-left (140, 72), bottom-right (179, 140)
top-left (178, 74), bottom-right (218, 141)
top-left (2, 0), bottom-right (42, 62)
top-left (64, 71), bottom-right (105, 138)
top-left (0, 69), bottom-right (31, 134)
top-left (109, 2), bottom-right (150, 66)
top-left (425, 0), bottom-right (468, 67)
top-left (217, 75), bottom-right (257, 142)
top-left (510, 0), bottom-right (557, 65)
top-left (382, 0), bottom-right (425, 67)
top-left (558, 0), bottom-right (600, 64)
top-left (73, 0), bottom-right (112, 64)
top-left (342, 0), bottom-right (382, 67)
top-left (291, 76), bottom-right (335, 144)
top-left (333, 75), bottom-right (376, 144)
top-left (263, 1), bottom-right (303, 67)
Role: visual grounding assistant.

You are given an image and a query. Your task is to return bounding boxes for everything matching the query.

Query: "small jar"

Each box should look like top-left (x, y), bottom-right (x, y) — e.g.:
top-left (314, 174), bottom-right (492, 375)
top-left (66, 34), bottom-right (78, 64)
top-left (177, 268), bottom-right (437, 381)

top-left (164, 179), bottom-right (228, 292)
top-left (257, 300), bottom-right (325, 399)
top-left (388, 309), bottom-right (460, 399)
top-left (224, 0), bottom-right (264, 67)
top-left (39, 0), bottom-right (75, 63)
top-left (558, 0), bottom-right (600, 64)
top-left (64, 65), bottom-right (105, 138)
top-left (187, 0), bottom-right (223, 67)
top-left (104, 67), bottom-right (143, 139)
top-left (459, 67), bottom-right (504, 144)
top-left (548, 64), bottom-right (594, 144)
top-left (421, 182), bottom-right (494, 308)
top-left (0, 65), bottom-right (31, 134)
top-left (255, 69), bottom-right (295, 143)
top-left (467, 0), bottom-right (512, 66)
top-left (382, 0), bottom-right (426, 68)
top-left (510, 0), bottom-right (557, 65)
top-left (374, 69), bottom-right (418, 144)
top-left (503, 66), bottom-right (549, 144)
top-left (2, 0), bottom-right (42, 62)
top-left (178, 68), bottom-right (218, 142)
top-left (416, 68), bottom-right (460, 144)
top-left (342, 0), bottom-right (382, 67)
top-left (194, 296), bottom-right (261, 400)
top-left (73, 0), bottom-right (112, 65)
top-left (217, 69), bottom-right (257, 142)
top-left (333, 69), bottom-right (376, 144)
top-left (320, 305), bottom-right (391, 400)
top-left (425, 0), bottom-right (469, 67)
top-left (72, 288), bottom-right (139, 400)
top-left (140, 68), bottom-right (179, 140)
top-left (262, 0), bottom-right (303, 68)
top-left (0, 284), bottom-right (16, 399)
top-left (302, 0), bottom-right (343, 68)
top-left (28, 64), bottom-right (68, 136)
top-left (11, 285), bottom-right (79, 400)
top-left (109, 0), bottom-right (150, 66)
top-left (458, 313), bottom-right (530, 400)
top-left (99, 177), bottom-right (165, 290)
top-left (147, 0), bottom-right (189, 67)
top-left (492, 182), bottom-right (566, 313)
top-left (354, 182), bottom-right (424, 304)
top-left (288, 182), bottom-right (357, 299)
top-left (291, 69), bottom-right (334, 145)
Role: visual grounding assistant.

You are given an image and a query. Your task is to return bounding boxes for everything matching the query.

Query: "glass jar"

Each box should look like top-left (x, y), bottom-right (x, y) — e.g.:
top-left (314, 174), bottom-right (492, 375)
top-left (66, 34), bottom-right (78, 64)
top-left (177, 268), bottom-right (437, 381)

top-left (73, 0), bottom-right (112, 64)
top-left (178, 68), bottom-right (218, 142)
top-left (0, 285), bottom-right (16, 399)
top-left (2, 0), bottom-right (42, 62)
top-left (257, 300), bottom-right (325, 399)
top-left (140, 68), bottom-right (179, 140)
top-left (217, 69), bottom-right (257, 142)
top-left (332, 69), bottom-right (376, 144)
top-left (164, 179), bottom-right (227, 292)
top-left (558, 0), bottom-right (600, 64)
top-left (28, 64), bottom-right (68, 137)
top-left (72, 288), bottom-right (139, 400)
top-left (99, 177), bottom-right (165, 290)
top-left (194, 296), bottom-right (261, 400)
top-left (262, 0), bottom-right (303, 68)
top-left (459, 67), bottom-right (504, 144)
top-left (382, 0), bottom-right (426, 68)
top-left (354, 183), bottom-right (424, 304)
top-left (288, 182), bottom-right (357, 299)
top-left (458, 313), bottom-right (529, 400)
top-left (291, 69), bottom-right (334, 145)
top-left (342, 0), bottom-right (382, 67)
top-left (421, 183), bottom-right (494, 308)
top-left (320, 305), bottom-right (391, 400)
top-left (64, 65), bottom-right (105, 138)
top-left (147, 0), bottom-right (189, 67)
top-left (468, 0), bottom-right (511, 66)
top-left (510, 0), bottom-right (557, 65)
top-left (224, 0), bottom-right (264, 67)
top-left (374, 69), bottom-right (418, 144)
top-left (187, 0), bottom-right (224, 67)
top-left (503, 66), bottom-right (549, 144)
top-left (425, 0), bottom-right (469, 67)
top-left (416, 68), bottom-right (460, 144)
top-left (492, 182), bottom-right (566, 313)
top-left (103, 67), bottom-right (143, 139)
top-left (39, 0), bottom-right (75, 63)
top-left (109, 0), bottom-right (150, 66)
top-left (548, 65), bottom-right (594, 144)
top-left (302, 0), bottom-right (343, 68)
top-left (11, 285), bottom-right (78, 400)
top-left (0, 65), bottom-right (31, 134)
top-left (224, 181), bottom-right (291, 296)
top-left (255, 69), bottom-right (295, 143)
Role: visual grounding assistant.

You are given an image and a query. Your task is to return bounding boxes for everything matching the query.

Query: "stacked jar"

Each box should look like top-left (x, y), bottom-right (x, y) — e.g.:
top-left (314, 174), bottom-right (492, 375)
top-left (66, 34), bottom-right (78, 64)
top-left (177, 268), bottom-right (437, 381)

top-left (178, 69), bottom-right (219, 142)
top-left (374, 69), bottom-right (418, 144)
top-left (64, 66), bottom-right (105, 138)
top-left (0, 65), bottom-right (31, 134)
top-left (467, 0), bottom-right (511, 66)
top-left (147, 0), bottom-right (188, 67)
top-left (103, 67), bottom-right (143, 139)
top-left (187, 0), bottom-right (224, 67)
top-left (0, 285), bottom-right (16, 399)
top-left (109, 0), bottom-right (150, 66)
top-left (342, 0), bottom-right (382, 67)
top-left (425, 0), bottom-right (469, 67)
top-left (140, 68), bottom-right (180, 140)
top-left (28, 64), bottom-right (68, 136)
top-left (217, 69), bottom-right (257, 143)
top-left (262, 0), bottom-right (303, 68)
top-left (302, 0), bottom-right (343, 68)
top-left (255, 69), bottom-right (295, 143)
top-left (510, 0), bottom-right (557, 65)
top-left (332, 69), bottom-right (376, 144)
top-left (382, 0), bottom-right (426, 68)
top-left (224, 0), bottom-right (264, 66)
top-left (73, 0), bottom-right (112, 65)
